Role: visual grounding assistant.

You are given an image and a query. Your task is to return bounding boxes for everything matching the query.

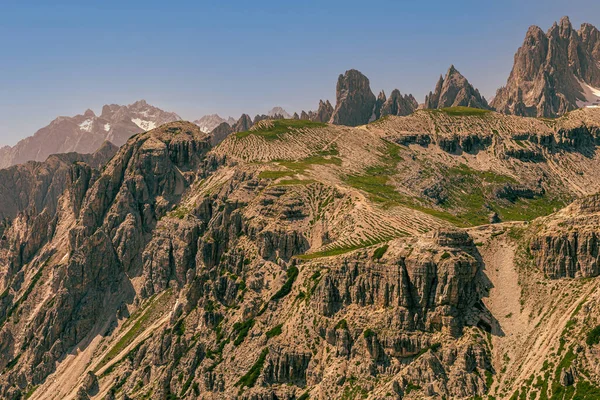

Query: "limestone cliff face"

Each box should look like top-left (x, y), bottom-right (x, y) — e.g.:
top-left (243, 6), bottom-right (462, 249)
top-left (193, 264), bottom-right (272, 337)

top-left (380, 89), bottom-right (418, 117)
top-left (530, 194), bottom-right (600, 278)
top-left (329, 69), bottom-right (376, 126)
top-left (492, 17), bottom-right (600, 117)
top-left (0, 122), bottom-right (211, 399)
top-left (0, 142), bottom-right (117, 221)
top-left (425, 65), bottom-right (491, 110)
top-left (311, 230), bottom-right (483, 335)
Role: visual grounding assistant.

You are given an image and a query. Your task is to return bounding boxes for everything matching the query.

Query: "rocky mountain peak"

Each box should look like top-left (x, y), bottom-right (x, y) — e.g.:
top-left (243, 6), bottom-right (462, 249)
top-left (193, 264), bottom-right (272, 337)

top-left (425, 65), bottom-right (491, 110)
top-left (492, 18), bottom-right (600, 117)
top-left (267, 107), bottom-right (291, 119)
top-left (329, 69), bottom-right (376, 126)
top-left (131, 99), bottom-right (148, 107)
top-left (232, 113), bottom-right (253, 132)
top-left (380, 89), bottom-right (418, 117)
top-left (580, 23), bottom-right (600, 60)
top-left (374, 90), bottom-right (387, 120)
top-left (0, 100), bottom-right (180, 169)
top-left (312, 99), bottom-right (334, 123)
top-left (193, 114), bottom-right (235, 134)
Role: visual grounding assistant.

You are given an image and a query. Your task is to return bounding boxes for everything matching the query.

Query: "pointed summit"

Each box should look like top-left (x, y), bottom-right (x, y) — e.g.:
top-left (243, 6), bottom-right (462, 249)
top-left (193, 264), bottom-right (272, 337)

top-left (425, 66), bottom-right (491, 110)
top-left (312, 100), bottom-right (334, 123)
top-left (0, 101), bottom-right (180, 168)
top-left (373, 90), bottom-right (387, 120)
top-left (381, 89), bottom-right (418, 117)
top-left (232, 114), bottom-right (253, 133)
top-left (492, 17), bottom-right (600, 117)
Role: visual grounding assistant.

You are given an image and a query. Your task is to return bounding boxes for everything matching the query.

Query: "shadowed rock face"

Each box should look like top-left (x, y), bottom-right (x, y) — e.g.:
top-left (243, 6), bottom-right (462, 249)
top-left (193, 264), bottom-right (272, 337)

top-left (209, 122), bottom-right (234, 146)
top-left (330, 69), bottom-right (376, 126)
top-left (492, 17), bottom-right (600, 117)
top-left (425, 65), bottom-right (491, 110)
top-left (0, 141), bottom-right (117, 221)
top-left (232, 113), bottom-right (254, 132)
top-left (381, 89), bottom-right (419, 117)
top-left (313, 100), bottom-right (334, 123)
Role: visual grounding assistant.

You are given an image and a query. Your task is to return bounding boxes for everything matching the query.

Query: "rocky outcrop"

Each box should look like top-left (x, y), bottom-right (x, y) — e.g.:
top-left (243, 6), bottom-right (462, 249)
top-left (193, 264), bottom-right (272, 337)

top-left (0, 100), bottom-right (179, 168)
top-left (0, 122), bottom-right (211, 398)
top-left (310, 229), bottom-right (484, 336)
top-left (374, 91), bottom-right (387, 120)
top-left (262, 347), bottom-right (311, 385)
top-left (329, 69), bottom-right (376, 126)
top-left (312, 100), bottom-right (334, 123)
top-left (492, 17), bottom-right (600, 117)
top-left (425, 65), bottom-right (491, 110)
top-left (530, 193), bottom-right (600, 278)
top-left (493, 184), bottom-right (544, 202)
top-left (233, 114), bottom-right (254, 133)
top-left (381, 89), bottom-right (418, 117)
top-left (209, 122), bottom-right (234, 146)
top-left (0, 142), bottom-right (117, 220)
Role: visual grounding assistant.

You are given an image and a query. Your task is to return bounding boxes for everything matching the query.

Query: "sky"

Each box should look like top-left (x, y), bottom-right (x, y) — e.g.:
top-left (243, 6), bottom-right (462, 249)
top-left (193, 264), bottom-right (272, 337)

top-left (1, 0), bottom-right (599, 146)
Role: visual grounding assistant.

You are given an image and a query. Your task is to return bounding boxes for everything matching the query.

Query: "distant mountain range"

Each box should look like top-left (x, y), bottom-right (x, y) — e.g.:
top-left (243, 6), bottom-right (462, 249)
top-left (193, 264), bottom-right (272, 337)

top-left (2, 17), bottom-right (599, 168)
top-left (193, 114), bottom-right (236, 134)
top-left (0, 100), bottom-right (180, 169)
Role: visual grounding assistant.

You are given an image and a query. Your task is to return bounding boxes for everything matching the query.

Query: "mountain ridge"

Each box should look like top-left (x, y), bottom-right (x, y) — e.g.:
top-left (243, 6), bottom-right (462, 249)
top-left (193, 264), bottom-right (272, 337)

top-left (492, 16), bottom-right (600, 117)
top-left (5, 15), bottom-right (600, 400)
top-left (0, 100), bottom-right (180, 169)
top-left (2, 108), bottom-right (600, 398)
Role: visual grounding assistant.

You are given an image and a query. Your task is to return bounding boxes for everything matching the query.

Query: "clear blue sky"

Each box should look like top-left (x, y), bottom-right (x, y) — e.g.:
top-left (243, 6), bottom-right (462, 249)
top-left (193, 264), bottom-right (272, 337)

top-left (1, 0), bottom-right (599, 146)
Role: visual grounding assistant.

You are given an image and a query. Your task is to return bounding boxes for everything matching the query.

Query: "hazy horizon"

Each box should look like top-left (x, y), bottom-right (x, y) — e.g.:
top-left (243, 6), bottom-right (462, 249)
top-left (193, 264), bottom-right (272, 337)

top-left (1, 0), bottom-right (599, 146)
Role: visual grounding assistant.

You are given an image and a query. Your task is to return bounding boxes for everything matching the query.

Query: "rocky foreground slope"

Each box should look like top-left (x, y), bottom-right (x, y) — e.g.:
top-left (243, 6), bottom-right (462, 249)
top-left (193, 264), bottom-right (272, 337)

top-left (2, 109), bottom-right (600, 399)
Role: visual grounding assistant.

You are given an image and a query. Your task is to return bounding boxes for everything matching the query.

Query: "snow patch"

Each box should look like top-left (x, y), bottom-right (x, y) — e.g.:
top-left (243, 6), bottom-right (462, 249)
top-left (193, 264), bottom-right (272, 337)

top-left (576, 80), bottom-right (600, 108)
top-left (79, 119), bottom-right (93, 132)
top-left (132, 118), bottom-right (157, 131)
top-left (104, 123), bottom-right (111, 132)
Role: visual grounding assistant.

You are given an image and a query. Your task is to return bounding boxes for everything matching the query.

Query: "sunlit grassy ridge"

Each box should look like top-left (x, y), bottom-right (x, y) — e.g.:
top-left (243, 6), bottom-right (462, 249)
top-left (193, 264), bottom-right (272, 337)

top-left (342, 140), bottom-right (567, 227)
top-left (426, 106), bottom-right (494, 116)
top-left (235, 119), bottom-right (327, 140)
